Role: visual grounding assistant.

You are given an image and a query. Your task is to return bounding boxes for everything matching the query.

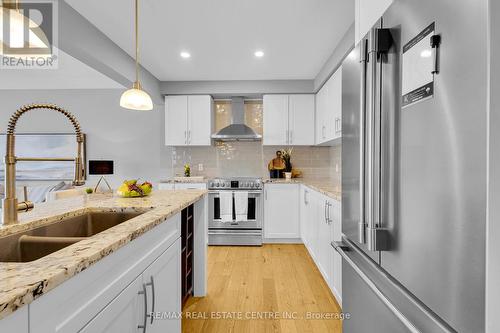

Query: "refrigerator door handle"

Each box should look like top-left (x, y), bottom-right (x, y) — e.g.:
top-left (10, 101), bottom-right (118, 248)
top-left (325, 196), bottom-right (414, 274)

top-left (332, 240), bottom-right (421, 333)
top-left (358, 38), bottom-right (368, 245)
top-left (366, 29), bottom-right (390, 251)
top-left (332, 237), bottom-right (456, 333)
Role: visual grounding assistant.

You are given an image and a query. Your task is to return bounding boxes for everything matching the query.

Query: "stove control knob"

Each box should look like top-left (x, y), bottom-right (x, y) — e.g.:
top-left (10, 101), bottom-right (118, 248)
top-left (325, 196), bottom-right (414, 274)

top-left (221, 183), bottom-right (226, 187)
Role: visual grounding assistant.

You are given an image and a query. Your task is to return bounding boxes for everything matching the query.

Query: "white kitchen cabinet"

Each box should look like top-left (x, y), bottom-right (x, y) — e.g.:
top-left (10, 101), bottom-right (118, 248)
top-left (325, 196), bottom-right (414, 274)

top-left (288, 95), bottom-right (315, 145)
top-left (30, 213), bottom-right (182, 333)
top-left (355, 0), bottom-right (393, 44)
top-left (330, 199), bottom-right (342, 302)
top-left (264, 184), bottom-right (300, 240)
top-left (165, 95), bottom-right (213, 146)
top-left (79, 276), bottom-right (144, 333)
top-left (263, 94), bottom-right (315, 146)
top-left (0, 306), bottom-right (28, 333)
top-left (316, 66), bottom-right (342, 144)
top-left (263, 95), bottom-right (289, 145)
top-left (316, 194), bottom-right (333, 288)
top-left (143, 238), bottom-right (182, 333)
top-left (80, 239), bottom-right (181, 333)
top-left (299, 185), bottom-right (342, 303)
top-left (165, 96), bottom-right (188, 146)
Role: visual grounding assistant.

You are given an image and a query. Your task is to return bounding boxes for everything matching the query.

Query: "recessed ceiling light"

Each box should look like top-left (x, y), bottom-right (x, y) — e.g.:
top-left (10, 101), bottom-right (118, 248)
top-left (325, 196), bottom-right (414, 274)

top-left (254, 50), bottom-right (264, 58)
top-left (180, 51), bottom-right (191, 59)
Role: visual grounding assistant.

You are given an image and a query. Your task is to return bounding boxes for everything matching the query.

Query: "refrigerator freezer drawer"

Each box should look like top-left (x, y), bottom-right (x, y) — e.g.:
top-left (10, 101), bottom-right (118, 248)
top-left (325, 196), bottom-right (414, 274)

top-left (333, 237), bottom-right (456, 333)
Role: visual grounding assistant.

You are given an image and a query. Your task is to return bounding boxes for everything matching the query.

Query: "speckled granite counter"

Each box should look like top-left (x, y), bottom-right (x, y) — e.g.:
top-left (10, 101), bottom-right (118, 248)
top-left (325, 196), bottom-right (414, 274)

top-left (264, 178), bottom-right (341, 201)
top-left (0, 189), bottom-right (206, 320)
top-left (159, 177), bottom-right (207, 184)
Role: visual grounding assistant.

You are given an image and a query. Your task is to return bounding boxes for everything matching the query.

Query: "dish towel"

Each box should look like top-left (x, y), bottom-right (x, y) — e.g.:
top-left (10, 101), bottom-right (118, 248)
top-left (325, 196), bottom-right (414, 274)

top-left (219, 191), bottom-right (233, 223)
top-left (234, 191), bottom-right (248, 222)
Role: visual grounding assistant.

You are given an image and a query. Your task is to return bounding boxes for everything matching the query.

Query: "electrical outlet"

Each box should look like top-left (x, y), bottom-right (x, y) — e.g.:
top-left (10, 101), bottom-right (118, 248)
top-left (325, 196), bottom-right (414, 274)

top-left (198, 163), bottom-right (204, 171)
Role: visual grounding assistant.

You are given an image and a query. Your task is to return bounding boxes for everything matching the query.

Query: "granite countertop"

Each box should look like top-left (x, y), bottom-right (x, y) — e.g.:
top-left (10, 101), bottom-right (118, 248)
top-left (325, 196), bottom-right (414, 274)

top-left (264, 178), bottom-right (341, 201)
top-left (0, 190), bottom-right (206, 320)
top-left (159, 177), bottom-right (207, 184)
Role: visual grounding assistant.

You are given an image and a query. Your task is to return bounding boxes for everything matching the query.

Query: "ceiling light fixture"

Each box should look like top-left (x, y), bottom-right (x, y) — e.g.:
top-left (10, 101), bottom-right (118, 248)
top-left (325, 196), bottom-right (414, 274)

top-left (180, 51), bottom-right (191, 59)
top-left (254, 50), bottom-right (264, 58)
top-left (120, 0), bottom-right (153, 111)
top-left (0, 0), bottom-right (51, 59)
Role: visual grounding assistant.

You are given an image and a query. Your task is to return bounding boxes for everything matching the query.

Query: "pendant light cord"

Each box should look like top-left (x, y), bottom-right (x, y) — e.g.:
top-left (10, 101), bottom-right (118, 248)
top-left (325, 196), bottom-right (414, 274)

top-left (135, 0), bottom-right (139, 85)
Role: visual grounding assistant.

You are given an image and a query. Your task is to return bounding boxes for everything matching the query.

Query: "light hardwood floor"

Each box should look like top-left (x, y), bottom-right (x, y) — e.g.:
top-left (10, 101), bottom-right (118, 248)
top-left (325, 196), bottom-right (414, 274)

top-left (182, 244), bottom-right (342, 333)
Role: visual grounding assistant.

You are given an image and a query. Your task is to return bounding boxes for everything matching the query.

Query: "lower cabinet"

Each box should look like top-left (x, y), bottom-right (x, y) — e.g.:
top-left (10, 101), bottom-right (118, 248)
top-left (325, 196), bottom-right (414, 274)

top-left (29, 212), bottom-right (182, 333)
top-left (79, 276), bottom-right (144, 333)
top-left (81, 236), bottom-right (182, 333)
top-left (300, 186), bottom-right (342, 303)
top-left (264, 184), bottom-right (300, 240)
top-left (143, 238), bottom-right (182, 333)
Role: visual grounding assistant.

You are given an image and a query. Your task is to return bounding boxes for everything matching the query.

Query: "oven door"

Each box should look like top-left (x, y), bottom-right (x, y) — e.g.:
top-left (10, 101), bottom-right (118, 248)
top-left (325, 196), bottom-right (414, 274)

top-left (208, 190), bottom-right (262, 229)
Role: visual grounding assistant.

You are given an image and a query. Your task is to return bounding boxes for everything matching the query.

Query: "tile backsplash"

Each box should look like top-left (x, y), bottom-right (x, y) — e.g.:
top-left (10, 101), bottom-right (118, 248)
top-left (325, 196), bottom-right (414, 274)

top-left (171, 142), bottom-right (341, 186)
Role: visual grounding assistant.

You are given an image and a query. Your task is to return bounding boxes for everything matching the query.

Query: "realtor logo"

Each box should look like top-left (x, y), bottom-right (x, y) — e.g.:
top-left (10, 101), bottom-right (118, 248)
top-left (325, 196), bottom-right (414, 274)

top-left (1, 0), bottom-right (58, 69)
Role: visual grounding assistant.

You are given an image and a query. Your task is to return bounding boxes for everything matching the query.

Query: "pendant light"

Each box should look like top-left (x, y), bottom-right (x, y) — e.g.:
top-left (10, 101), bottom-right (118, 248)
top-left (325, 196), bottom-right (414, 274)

top-left (120, 0), bottom-right (153, 111)
top-left (0, 0), bottom-right (51, 58)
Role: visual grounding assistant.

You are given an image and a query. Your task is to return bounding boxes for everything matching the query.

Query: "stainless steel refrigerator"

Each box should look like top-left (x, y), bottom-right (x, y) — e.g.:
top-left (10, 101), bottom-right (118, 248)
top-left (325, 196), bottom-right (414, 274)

top-left (334, 0), bottom-right (488, 332)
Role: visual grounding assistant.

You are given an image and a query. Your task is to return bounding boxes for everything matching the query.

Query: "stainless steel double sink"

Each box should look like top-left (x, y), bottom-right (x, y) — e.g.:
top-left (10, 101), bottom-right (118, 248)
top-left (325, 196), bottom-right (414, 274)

top-left (0, 212), bottom-right (144, 263)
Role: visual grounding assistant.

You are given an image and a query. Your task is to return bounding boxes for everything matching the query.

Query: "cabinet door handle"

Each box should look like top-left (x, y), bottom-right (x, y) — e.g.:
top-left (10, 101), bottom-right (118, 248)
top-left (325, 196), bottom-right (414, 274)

top-left (286, 129), bottom-right (289, 144)
top-left (265, 189), bottom-right (267, 200)
top-left (184, 131), bottom-right (187, 144)
top-left (322, 125), bottom-right (326, 139)
top-left (138, 283), bottom-right (148, 333)
top-left (327, 202), bottom-right (332, 224)
top-left (188, 130), bottom-right (191, 144)
top-left (304, 190), bottom-right (308, 204)
top-left (289, 130), bottom-right (293, 144)
top-left (146, 277), bottom-right (156, 324)
top-left (324, 201), bottom-right (328, 223)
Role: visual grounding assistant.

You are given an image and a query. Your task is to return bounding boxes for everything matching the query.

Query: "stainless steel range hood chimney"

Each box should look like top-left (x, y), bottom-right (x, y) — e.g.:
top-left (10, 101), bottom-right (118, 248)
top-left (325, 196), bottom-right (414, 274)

top-left (211, 97), bottom-right (262, 141)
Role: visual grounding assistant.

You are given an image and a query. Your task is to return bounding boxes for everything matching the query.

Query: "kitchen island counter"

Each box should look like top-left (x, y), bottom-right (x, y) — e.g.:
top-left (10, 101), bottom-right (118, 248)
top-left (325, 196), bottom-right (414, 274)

top-left (0, 189), bottom-right (207, 320)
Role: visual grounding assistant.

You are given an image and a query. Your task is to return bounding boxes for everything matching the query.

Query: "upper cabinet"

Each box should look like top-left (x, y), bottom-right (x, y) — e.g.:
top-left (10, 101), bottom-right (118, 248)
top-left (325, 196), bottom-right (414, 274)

top-left (165, 95), bottom-right (213, 146)
top-left (316, 66), bottom-right (342, 145)
top-left (263, 94), bottom-right (315, 146)
top-left (355, 0), bottom-right (393, 44)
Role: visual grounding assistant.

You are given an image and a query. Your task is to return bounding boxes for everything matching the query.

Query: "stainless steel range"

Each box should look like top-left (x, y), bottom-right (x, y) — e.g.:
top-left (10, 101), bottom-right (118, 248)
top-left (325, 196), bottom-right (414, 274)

top-left (208, 177), bottom-right (263, 246)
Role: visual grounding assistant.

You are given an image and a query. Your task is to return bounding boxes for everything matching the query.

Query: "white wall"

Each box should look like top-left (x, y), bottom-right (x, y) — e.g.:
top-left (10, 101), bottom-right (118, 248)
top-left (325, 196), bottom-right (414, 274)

top-left (0, 89), bottom-right (167, 188)
top-left (486, 1), bottom-right (500, 331)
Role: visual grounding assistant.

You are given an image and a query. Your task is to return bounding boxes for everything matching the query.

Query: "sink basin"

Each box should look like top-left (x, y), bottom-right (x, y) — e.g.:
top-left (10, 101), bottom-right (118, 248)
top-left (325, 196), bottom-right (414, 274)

top-left (0, 211), bottom-right (144, 263)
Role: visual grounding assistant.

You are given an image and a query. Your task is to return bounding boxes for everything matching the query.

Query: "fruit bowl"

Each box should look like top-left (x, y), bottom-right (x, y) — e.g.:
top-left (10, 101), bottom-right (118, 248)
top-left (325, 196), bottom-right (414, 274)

top-left (116, 180), bottom-right (153, 198)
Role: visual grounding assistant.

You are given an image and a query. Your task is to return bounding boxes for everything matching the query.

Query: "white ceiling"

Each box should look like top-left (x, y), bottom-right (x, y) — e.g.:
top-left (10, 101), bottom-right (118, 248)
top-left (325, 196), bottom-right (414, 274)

top-left (66, 0), bottom-right (354, 81)
top-left (0, 49), bottom-right (125, 90)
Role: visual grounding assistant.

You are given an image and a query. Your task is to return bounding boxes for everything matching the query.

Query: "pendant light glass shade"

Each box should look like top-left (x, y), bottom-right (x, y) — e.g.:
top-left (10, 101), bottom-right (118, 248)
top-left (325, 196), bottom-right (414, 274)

top-left (120, 82), bottom-right (153, 111)
top-left (0, 6), bottom-right (52, 59)
top-left (120, 0), bottom-right (153, 111)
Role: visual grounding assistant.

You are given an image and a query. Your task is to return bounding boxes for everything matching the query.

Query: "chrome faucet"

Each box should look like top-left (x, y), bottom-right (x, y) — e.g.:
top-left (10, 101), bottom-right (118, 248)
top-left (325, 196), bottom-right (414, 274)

top-left (2, 104), bottom-right (86, 225)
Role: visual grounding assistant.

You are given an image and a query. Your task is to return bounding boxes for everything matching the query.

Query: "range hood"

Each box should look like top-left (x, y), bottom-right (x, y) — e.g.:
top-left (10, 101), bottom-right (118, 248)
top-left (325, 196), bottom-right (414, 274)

top-left (211, 97), bottom-right (262, 141)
